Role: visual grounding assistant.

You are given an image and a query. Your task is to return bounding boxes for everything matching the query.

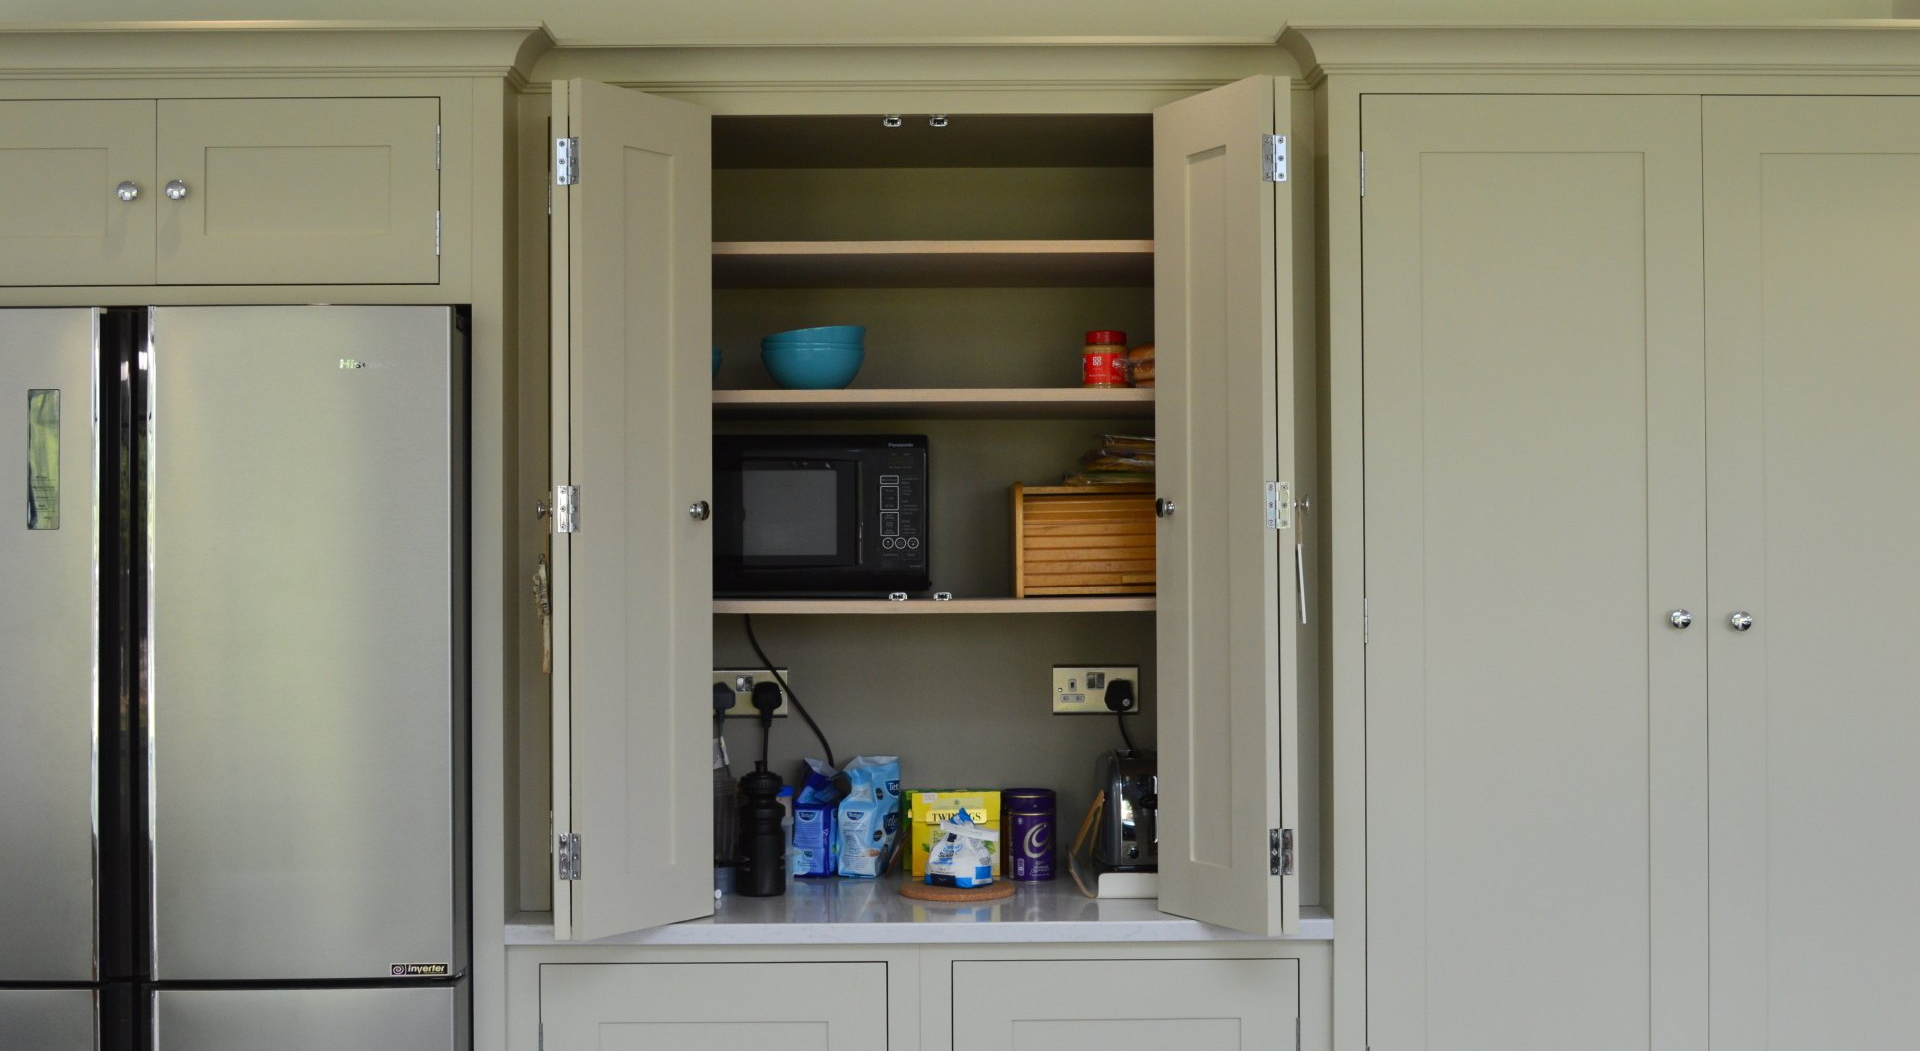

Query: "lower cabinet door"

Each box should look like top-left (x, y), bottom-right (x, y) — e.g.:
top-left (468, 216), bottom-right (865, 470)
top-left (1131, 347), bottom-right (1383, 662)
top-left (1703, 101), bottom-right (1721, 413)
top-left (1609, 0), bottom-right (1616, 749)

top-left (952, 958), bottom-right (1298, 1051)
top-left (540, 963), bottom-right (888, 1051)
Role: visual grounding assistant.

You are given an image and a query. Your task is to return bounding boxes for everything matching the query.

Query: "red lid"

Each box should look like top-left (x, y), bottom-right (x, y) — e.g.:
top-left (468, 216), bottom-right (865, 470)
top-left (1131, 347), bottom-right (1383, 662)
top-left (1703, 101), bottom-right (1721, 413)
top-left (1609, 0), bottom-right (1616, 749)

top-left (1084, 330), bottom-right (1127, 345)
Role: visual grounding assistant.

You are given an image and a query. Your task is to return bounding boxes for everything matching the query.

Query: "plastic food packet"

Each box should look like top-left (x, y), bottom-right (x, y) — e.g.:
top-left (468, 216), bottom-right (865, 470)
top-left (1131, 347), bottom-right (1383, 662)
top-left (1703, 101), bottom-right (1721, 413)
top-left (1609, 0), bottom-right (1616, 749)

top-left (790, 758), bottom-right (841, 878)
top-left (925, 807), bottom-right (999, 888)
top-left (835, 756), bottom-right (902, 878)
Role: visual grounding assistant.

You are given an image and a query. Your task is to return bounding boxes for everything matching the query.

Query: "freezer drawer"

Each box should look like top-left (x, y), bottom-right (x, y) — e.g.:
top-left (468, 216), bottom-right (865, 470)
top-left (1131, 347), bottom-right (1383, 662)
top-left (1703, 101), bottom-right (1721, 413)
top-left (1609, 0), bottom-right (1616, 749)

top-left (146, 306), bottom-right (465, 981)
top-left (0, 988), bottom-right (96, 1051)
top-left (0, 308), bottom-right (100, 983)
top-left (152, 985), bottom-right (462, 1051)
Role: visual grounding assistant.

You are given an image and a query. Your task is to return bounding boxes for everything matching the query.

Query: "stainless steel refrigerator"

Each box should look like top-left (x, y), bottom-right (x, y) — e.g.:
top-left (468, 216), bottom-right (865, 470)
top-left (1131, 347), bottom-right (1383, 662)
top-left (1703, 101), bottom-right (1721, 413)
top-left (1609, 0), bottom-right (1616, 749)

top-left (1, 306), bottom-right (469, 1051)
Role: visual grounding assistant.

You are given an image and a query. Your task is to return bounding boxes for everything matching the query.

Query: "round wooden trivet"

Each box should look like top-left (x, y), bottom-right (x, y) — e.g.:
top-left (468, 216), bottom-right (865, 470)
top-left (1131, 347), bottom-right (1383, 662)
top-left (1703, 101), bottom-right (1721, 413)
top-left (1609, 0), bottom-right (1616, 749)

top-left (899, 880), bottom-right (1016, 903)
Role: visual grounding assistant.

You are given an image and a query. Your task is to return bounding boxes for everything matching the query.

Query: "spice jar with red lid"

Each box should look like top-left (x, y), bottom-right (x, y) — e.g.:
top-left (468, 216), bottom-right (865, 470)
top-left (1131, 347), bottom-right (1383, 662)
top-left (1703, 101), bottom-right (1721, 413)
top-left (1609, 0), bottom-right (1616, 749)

top-left (1082, 330), bottom-right (1128, 388)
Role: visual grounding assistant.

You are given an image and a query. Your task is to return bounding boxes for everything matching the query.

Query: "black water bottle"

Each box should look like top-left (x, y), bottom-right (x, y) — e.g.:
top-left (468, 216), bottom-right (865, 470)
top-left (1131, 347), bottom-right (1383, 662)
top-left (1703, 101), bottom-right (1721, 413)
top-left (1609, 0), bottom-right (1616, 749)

top-left (736, 763), bottom-right (787, 897)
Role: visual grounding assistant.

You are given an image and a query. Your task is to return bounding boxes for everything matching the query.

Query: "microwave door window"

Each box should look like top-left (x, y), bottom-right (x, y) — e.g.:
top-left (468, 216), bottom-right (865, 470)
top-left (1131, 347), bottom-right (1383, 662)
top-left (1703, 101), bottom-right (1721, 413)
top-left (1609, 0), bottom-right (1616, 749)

top-left (739, 462), bottom-right (858, 567)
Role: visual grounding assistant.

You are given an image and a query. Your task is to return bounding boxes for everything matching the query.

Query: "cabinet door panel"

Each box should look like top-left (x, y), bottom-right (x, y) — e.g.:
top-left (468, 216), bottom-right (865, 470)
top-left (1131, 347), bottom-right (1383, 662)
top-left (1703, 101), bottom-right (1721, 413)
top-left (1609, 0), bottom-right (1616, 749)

top-left (156, 97), bottom-right (439, 285)
top-left (549, 79), bottom-right (713, 941)
top-left (952, 958), bottom-right (1296, 1051)
top-left (541, 963), bottom-right (885, 1051)
top-left (1362, 95), bottom-right (1708, 1051)
top-left (1152, 74), bottom-right (1300, 937)
top-left (0, 101), bottom-right (155, 286)
top-left (1704, 95), bottom-right (1920, 1051)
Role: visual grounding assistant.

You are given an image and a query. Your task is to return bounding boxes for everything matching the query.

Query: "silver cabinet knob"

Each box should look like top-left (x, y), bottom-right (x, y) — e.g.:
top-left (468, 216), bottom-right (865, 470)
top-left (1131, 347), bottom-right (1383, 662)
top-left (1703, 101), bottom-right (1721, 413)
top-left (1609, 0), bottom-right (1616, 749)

top-left (534, 499), bottom-right (552, 520)
top-left (688, 500), bottom-right (711, 521)
top-left (1729, 611), bottom-right (1755, 632)
top-left (164, 180), bottom-right (189, 201)
top-left (1669, 609), bottom-right (1693, 630)
top-left (115, 181), bottom-right (141, 202)
top-left (1155, 498), bottom-right (1176, 519)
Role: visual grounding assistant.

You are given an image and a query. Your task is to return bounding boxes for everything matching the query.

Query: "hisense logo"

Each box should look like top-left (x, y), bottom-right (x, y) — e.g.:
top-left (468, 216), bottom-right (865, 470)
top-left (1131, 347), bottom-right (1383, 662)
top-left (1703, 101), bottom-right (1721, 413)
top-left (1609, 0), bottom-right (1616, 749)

top-left (340, 359), bottom-right (394, 371)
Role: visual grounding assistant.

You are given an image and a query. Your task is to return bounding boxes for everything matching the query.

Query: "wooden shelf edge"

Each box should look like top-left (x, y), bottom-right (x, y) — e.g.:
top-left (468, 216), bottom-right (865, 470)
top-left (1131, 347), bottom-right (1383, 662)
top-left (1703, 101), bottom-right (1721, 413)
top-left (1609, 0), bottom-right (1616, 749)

top-left (714, 238), bottom-right (1154, 257)
top-left (713, 596), bottom-right (1155, 615)
top-left (713, 387), bottom-right (1154, 420)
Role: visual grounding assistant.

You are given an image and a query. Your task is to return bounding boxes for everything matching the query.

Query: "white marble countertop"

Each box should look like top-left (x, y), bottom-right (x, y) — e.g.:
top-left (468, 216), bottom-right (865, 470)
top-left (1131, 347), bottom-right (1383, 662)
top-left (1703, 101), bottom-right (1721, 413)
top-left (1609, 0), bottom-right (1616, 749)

top-left (507, 875), bottom-right (1334, 946)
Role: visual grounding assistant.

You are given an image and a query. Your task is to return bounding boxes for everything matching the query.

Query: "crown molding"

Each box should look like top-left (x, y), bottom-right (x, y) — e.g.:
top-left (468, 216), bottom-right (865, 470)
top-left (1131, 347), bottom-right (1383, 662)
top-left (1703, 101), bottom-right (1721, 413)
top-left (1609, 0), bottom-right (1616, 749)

top-left (529, 42), bottom-right (1299, 107)
top-left (0, 21), bottom-right (554, 81)
top-left (1283, 22), bottom-right (1920, 84)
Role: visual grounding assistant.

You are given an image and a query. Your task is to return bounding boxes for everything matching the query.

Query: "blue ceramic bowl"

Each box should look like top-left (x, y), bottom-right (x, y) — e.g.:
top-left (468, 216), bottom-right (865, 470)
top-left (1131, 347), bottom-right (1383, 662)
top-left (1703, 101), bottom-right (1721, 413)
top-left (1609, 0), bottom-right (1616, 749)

top-left (712, 346), bottom-right (722, 378)
top-left (761, 342), bottom-right (865, 389)
top-left (763, 325), bottom-right (867, 345)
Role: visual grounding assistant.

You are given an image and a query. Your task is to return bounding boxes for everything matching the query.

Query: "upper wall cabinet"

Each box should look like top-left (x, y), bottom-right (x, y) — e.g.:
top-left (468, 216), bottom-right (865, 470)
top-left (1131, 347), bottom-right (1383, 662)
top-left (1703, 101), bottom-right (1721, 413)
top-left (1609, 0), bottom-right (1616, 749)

top-left (0, 97), bottom-right (440, 287)
top-left (545, 75), bottom-right (1306, 942)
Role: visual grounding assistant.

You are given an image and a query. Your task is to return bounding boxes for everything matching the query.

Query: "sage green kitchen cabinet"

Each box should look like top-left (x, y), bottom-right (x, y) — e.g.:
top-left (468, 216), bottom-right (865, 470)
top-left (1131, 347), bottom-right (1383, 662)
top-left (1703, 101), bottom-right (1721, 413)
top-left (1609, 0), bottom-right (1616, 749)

top-left (0, 100), bottom-right (156, 285)
top-left (950, 958), bottom-right (1299, 1050)
top-left (539, 963), bottom-right (888, 1051)
top-left (1362, 90), bottom-right (1920, 1051)
top-left (543, 73), bottom-right (1310, 942)
top-left (0, 96), bottom-right (440, 287)
top-left (1702, 95), bottom-right (1920, 1051)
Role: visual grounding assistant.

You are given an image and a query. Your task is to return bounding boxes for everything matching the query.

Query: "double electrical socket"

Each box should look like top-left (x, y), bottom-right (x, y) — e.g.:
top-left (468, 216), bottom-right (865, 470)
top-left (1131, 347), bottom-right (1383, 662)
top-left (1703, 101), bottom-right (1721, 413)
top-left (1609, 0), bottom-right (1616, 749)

top-left (712, 669), bottom-right (790, 717)
top-left (1052, 665), bottom-right (1141, 715)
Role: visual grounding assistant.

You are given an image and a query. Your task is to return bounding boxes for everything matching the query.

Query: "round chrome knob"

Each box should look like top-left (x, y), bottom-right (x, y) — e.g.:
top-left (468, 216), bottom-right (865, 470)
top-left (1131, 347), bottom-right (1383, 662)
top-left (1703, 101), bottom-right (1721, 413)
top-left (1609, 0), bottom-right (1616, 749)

top-left (1729, 611), bottom-right (1755, 632)
top-left (1669, 609), bottom-right (1693, 630)
top-left (1155, 498), bottom-right (1176, 519)
top-left (115, 181), bottom-right (141, 202)
top-left (164, 180), bottom-right (189, 201)
top-left (688, 500), bottom-right (711, 521)
top-left (534, 499), bottom-right (552, 520)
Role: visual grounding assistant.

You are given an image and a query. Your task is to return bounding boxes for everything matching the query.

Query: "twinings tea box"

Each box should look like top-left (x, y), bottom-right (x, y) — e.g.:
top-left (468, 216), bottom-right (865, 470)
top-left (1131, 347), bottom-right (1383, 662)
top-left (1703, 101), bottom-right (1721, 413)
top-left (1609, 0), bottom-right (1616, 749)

top-left (905, 790), bottom-right (1001, 878)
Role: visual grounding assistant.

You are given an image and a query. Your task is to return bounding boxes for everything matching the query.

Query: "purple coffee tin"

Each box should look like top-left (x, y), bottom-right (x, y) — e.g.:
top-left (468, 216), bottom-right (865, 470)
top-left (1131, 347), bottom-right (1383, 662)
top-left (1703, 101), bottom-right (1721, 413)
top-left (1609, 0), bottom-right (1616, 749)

top-left (1004, 787), bottom-right (1056, 882)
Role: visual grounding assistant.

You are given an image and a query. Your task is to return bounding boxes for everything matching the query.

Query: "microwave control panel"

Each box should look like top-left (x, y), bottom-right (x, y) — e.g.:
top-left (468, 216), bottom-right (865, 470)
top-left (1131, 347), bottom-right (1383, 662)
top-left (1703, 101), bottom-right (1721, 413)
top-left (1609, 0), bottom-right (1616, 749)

top-left (872, 444), bottom-right (928, 569)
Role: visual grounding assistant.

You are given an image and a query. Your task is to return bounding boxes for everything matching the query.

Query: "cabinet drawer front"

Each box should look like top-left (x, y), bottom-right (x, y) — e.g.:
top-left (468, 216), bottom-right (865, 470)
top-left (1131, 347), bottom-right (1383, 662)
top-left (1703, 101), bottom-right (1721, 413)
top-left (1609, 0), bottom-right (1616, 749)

top-left (155, 97), bottom-right (439, 285)
top-left (541, 962), bottom-right (887, 1051)
top-left (953, 958), bottom-right (1297, 1051)
top-left (0, 100), bottom-right (156, 286)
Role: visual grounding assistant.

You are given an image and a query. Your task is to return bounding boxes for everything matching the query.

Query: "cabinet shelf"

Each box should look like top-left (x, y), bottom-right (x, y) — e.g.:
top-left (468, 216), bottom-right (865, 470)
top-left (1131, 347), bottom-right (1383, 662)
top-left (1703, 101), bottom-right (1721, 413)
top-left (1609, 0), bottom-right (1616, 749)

top-left (712, 239), bottom-right (1153, 288)
top-left (713, 387), bottom-right (1153, 421)
top-left (714, 596), bottom-right (1154, 615)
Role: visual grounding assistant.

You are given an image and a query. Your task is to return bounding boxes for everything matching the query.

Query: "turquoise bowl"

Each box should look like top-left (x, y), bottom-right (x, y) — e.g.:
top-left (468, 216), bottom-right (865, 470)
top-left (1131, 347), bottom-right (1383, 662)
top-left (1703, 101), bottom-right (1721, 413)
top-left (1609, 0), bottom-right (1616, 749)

top-left (761, 341), bottom-right (865, 389)
top-left (763, 325), bottom-right (867, 345)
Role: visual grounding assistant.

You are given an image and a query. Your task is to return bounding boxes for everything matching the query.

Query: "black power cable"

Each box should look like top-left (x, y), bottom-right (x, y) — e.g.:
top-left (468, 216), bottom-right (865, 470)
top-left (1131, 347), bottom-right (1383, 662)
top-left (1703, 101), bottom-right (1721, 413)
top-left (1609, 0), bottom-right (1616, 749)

top-left (742, 613), bottom-right (837, 770)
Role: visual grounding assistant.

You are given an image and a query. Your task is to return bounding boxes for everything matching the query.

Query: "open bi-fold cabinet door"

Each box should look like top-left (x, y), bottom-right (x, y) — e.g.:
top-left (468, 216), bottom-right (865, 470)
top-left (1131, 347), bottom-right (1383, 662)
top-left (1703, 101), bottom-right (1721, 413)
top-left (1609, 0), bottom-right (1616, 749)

top-left (547, 75), bottom-right (1300, 940)
top-left (548, 78), bottom-right (715, 941)
top-left (1153, 75), bottom-right (1302, 937)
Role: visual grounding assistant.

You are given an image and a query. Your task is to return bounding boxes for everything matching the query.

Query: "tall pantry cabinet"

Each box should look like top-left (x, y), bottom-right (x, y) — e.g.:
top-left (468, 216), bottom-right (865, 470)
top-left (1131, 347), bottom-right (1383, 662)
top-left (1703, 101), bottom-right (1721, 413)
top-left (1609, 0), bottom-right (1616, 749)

top-left (1350, 66), bottom-right (1920, 1051)
top-left (541, 73), bottom-right (1312, 943)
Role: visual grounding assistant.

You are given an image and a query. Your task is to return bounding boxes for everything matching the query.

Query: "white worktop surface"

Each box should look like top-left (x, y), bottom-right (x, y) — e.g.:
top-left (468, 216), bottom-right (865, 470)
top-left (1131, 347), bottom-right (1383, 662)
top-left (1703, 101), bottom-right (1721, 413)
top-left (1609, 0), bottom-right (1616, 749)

top-left (507, 875), bottom-right (1334, 946)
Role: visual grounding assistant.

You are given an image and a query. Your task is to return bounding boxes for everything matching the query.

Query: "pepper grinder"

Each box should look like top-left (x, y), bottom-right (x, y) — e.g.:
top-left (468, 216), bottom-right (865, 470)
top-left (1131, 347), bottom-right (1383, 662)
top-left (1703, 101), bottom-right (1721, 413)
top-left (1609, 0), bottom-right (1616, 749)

top-left (734, 681), bottom-right (788, 897)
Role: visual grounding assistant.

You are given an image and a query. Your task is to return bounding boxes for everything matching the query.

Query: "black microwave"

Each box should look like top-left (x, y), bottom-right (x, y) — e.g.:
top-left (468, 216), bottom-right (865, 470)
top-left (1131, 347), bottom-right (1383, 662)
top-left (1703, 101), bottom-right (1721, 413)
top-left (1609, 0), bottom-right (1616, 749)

top-left (713, 435), bottom-right (930, 597)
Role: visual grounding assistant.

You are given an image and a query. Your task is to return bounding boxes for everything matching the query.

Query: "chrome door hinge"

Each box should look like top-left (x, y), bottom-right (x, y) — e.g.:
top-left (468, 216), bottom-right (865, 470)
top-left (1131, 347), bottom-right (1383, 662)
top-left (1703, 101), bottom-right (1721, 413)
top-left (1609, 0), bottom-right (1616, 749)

top-left (557, 832), bottom-right (582, 881)
top-left (554, 485), bottom-right (580, 534)
top-left (434, 124), bottom-right (442, 170)
top-left (1262, 134), bottom-right (1288, 183)
top-left (1359, 151), bottom-right (1367, 198)
top-left (1270, 828), bottom-right (1295, 876)
top-left (555, 137), bottom-right (580, 185)
top-left (1364, 597), bottom-right (1371, 646)
top-left (434, 211), bottom-right (441, 256)
top-left (1266, 481), bottom-right (1292, 530)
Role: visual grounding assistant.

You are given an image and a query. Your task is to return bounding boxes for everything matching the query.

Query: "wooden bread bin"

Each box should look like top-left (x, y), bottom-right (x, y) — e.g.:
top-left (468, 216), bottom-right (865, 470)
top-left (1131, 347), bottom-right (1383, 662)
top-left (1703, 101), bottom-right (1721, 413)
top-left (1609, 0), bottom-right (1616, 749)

top-left (1010, 483), bottom-right (1156, 597)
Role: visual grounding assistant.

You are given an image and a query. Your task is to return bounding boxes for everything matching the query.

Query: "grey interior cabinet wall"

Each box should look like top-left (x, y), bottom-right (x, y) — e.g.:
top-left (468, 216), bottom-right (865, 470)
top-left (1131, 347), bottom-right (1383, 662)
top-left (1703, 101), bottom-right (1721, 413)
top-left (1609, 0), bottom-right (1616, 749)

top-left (1361, 91), bottom-right (1920, 1051)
